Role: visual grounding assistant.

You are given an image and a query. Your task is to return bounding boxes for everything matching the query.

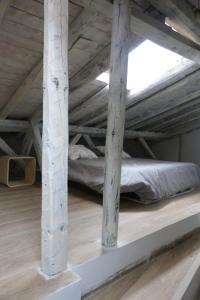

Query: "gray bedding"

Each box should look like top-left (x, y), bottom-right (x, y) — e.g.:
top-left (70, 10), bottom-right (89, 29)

top-left (68, 158), bottom-right (200, 204)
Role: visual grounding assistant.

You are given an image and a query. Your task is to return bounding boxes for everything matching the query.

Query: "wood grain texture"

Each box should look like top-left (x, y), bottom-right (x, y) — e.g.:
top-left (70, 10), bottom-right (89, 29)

top-left (42, 0), bottom-right (69, 276)
top-left (102, 0), bottom-right (130, 248)
top-left (0, 184), bottom-right (199, 297)
top-left (149, 0), bottom-right (200, 44)
top-left (0, 59), bottom-right (42, 119)
top-left (0, 267), bottom-right (77, 300)
top-left (131, 6), bottom-right (200, 64)
top-left (85, 232), bottom-right (200, 300)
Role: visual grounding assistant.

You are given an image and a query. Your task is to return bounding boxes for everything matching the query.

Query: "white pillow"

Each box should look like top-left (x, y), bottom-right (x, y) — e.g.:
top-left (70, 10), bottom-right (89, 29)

top-left (96, 146), bottom-right (131, 158)
top-left (69, 144), bottom-right (98, 160)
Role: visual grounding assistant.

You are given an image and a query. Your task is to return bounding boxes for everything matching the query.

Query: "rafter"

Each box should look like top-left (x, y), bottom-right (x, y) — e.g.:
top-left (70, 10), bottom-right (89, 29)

top-left (125, 69), bottom-right (200, 130)
top-left (0, 59), bottom-right (42, 119)
top-left (148, 0), bottom-right (200, 44)
top-left (76, 60), bottom-right (197, 128)
top-left (31, 122), bottom-right (42, 170)
top-left (0, 137), bottom-right (17, 156)
top-left (75, 0), bottom-right (200, 62)
top-left (69, 125), bottom-right (167, 140)
top-left (0, 0), bottom-right (10, 24)
top-left (0, 119), bottom-right (29, 132)
top-left (70, 33), bottom-right (144, 91)
top-left (130, 7), bottom-right (200, 63)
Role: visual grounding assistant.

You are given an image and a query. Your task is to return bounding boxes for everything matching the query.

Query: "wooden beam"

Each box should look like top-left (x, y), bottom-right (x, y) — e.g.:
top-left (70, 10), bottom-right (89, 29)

top-left (0, 137), bottom-right (17, 156)
top-left (31, 123), bottom-right (42, 170)
top-left (70, 134), bottom-right (82, 145)
top-left (131, 7), bottom-right (200, 63)
top-left (31, 107), bottom-right (43, 125)
top-left (22, 130), bottom-right (33, 155)
top-left (0, 119), bottom-right (29, 132)
top-left (83, 134), bottom-right (102, 156)
top-left (148, 0), bottom-right (200, 44)
top-left (69, 125), bottom-right (167, 140)
top-left (157, 108), bottom-right (200, 133)
top-left (0, 0), bottom-right (10, 24)
top-left (69, 6), bottom-right (102, 50)
top-left (139, 137), bottom-right (157, 160)
top-left (0, 4), bottom-right (100, 120)
top-left (102, 0), bottom-right (130, 248)
top-left (125, 69), bottom-right (200, 130)
top-left (70, 34), bottom-right (144, 91)
top-left (77, 60), bottom-right (197, 128)
top-left (42, 0), bottom-right (69, 276)
top-left (0, 59), bottom-right (42, 119)
top-left (69, 86), bottom-right (109, 123)
top-left (72, 0), bottom-right (200, 63)
top-left (12, 123), bottom-right (166, 141)
top-left (70, 45), bottom-right (110, 91)
top-left (0, 137), bottom-right (25, 169)
top-left (168, 118), bottom-right (200, 137)
top-left (147, 96), bottom-right (200, 131)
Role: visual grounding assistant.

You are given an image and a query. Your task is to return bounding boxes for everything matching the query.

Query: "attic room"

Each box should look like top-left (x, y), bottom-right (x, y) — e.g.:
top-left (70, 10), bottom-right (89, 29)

top-left (0, 0), bottom-right (200, 299)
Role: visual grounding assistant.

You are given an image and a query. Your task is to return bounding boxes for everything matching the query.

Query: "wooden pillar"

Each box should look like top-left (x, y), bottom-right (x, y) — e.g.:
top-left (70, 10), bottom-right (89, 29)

top-left (102, 0), bottom-right (130, 248)
top-left (42, 0), bottom-right (69, 275)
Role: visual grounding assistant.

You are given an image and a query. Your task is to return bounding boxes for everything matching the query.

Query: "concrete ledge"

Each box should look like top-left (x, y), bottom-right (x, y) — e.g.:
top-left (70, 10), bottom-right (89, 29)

top-left (72, 213), bottom-right (200, 296)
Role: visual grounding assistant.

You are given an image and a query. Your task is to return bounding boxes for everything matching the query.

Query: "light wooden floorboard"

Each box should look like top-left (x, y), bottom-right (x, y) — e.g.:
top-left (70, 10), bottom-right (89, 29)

top-left (0, 183), bottom-right (199, 284)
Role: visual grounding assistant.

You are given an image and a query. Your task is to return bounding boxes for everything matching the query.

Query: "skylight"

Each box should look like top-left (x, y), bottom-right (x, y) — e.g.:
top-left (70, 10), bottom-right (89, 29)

top-left (96, 40), bottom-right (192, 94)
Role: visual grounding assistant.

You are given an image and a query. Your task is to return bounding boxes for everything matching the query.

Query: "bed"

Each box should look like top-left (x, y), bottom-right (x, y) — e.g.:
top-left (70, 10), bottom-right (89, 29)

top-left (68, 157), bottom-right (200, 204)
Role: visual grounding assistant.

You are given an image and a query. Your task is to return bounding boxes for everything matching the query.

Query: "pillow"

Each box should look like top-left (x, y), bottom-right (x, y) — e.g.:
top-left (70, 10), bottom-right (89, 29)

top-left (96, 146), bottom-right (131, 158)
top-left (69, 144), bottom-right (98, 160)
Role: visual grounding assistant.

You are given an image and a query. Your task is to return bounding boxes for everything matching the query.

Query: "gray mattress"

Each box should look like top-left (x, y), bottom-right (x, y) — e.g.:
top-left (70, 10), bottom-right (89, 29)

top-left (68, 158), bottom-right (200, 204)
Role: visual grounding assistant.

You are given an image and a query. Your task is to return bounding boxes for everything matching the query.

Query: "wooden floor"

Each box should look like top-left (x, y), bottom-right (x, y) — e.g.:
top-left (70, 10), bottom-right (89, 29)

top-left (0, 183), bottom-right (200, 284)
top-left (84, 232), bottom-right (200, 300)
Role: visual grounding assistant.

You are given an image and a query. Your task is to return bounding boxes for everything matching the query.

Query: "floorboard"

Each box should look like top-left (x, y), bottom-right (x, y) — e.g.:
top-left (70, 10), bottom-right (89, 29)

top-left (0, 183), bottom-right (199, 287)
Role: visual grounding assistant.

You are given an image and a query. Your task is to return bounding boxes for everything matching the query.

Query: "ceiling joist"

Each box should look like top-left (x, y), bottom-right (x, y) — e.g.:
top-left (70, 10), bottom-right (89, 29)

top-left (148, 0), bottom-right (200, 44)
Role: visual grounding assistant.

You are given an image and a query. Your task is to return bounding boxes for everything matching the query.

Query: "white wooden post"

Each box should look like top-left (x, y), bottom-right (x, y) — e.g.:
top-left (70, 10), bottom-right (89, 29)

top-left (102, 0), bottom-right (130, 248)
top-left (42, 0), bottom-right (69, 275)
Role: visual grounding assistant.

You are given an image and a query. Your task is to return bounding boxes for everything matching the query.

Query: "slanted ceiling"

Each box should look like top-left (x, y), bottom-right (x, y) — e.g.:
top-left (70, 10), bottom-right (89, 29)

top-left (0, 0), bottom-right (200, 134)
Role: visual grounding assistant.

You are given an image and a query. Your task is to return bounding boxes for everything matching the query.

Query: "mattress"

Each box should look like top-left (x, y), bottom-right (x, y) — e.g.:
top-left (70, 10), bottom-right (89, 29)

top-left (68, 158), bottom-right (200, 204)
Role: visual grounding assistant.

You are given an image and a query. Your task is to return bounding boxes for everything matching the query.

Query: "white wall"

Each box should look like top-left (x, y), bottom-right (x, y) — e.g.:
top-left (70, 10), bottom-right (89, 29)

top-left (152, 121), bottom-right (200, 166)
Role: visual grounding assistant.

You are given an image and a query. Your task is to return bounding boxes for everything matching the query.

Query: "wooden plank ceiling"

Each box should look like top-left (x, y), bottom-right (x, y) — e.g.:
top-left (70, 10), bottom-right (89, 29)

top-left (0, 0), bottom-right (200, 133)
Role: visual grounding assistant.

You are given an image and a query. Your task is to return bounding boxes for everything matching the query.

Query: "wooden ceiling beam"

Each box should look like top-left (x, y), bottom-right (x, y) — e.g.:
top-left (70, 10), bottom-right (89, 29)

top-left (0, 4), bottom-right (104, 120)
top-left (0, 0), bottom-right (10, 24)
top-left (0, 59), bottom-right (42, 119)
top-left (137, 94), bottom-right (200, 131)
top-left (0, 119), bottom-right (29, 132)
top-left (154, 105), bottom-right (200, 132)
top-left (69, 125), bottom-right (168, 140)
top-left (148, 0), bottom-right (200, 44)
top-left (70, 33), bottom-right (144, 91)
top-left (74, 0), bottom-right (200, 62)
top-left (125, 69), bottom-right (200, 130)
top-left (130, 7), bottom-right (200, 63)
top-left (77, 60), bottom-right (198, 128)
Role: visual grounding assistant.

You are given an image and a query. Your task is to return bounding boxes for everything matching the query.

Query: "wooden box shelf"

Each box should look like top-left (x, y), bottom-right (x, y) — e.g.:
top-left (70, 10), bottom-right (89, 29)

top-left (0, 156), bottom-right (36, 188)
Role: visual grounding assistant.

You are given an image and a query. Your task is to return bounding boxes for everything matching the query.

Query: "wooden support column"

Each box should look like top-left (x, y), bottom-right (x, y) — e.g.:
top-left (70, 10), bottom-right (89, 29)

top-left (42, 0), bottom-right (69, 275)
top-left (102, 0), bottom-right (130, 248)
